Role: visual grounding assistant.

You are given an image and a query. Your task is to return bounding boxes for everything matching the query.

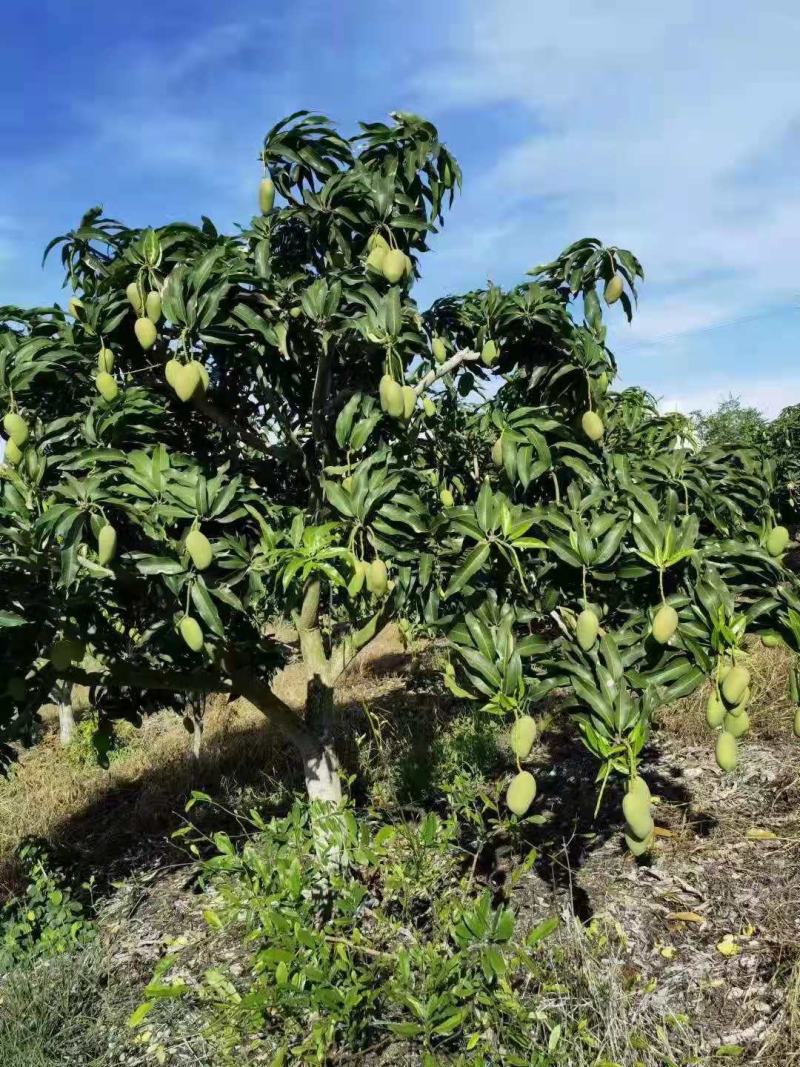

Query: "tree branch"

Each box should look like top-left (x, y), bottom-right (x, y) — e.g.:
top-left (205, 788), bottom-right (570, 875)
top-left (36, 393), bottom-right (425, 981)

top-left (413, 348), bottom-right (481, 397)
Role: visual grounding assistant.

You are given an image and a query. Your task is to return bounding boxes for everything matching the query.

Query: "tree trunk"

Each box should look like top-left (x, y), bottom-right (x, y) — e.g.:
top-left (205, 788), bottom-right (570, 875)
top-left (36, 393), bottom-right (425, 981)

top-left (303, 678), bottom-right (342, 805)
top-left (56, 681), bottom-right (75, 745)
top-left (190, 714), bottom-right (203, 764)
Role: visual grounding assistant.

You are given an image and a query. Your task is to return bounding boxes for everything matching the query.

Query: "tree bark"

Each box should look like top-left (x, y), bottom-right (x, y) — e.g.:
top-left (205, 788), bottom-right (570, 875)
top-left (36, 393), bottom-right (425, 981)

top-left (302, 678), bottom-right (341, 804)
top-left (56, 680), bottom-right (75, 745)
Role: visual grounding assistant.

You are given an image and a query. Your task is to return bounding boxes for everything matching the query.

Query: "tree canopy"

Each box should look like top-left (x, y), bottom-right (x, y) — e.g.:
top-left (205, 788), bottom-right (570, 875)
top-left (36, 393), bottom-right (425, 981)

top-left (2, 111), bottom-right (798, 843)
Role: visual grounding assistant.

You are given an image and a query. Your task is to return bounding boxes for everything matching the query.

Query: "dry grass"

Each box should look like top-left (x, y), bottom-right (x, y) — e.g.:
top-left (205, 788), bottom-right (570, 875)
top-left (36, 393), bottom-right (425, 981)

top-left (658, 637), bottom-right (797, 744)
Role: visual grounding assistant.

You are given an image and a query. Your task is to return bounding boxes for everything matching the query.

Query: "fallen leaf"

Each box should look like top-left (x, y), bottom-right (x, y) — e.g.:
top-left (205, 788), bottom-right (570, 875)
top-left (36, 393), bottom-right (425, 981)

top-left (659, 944), bottom-right (677, 959)
top-left (716, 935), bottom-right (740, 957)
top-left (667, 911), bottom-right (705, 924)
top-left (653, 826), bottom-right (674, 837)
top-left (745, 828), bottom-right (778, 840)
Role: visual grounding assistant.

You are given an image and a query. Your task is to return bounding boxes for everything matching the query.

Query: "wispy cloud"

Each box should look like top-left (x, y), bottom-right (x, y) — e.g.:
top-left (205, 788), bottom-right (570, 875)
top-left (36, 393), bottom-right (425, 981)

top-left (418, 0), bottom-right (800, 397)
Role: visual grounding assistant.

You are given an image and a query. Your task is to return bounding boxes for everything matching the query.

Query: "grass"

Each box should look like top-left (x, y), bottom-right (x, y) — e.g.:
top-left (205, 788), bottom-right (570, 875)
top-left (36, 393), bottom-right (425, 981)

top-left (1, 628), bottom-right (799, 1063)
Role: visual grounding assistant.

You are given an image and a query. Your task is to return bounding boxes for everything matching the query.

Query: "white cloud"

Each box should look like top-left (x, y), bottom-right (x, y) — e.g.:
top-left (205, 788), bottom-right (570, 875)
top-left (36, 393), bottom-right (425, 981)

top-left (422, 1), bottom-right (800, 346)
top-left (660, 376), bottom-right (800, 419)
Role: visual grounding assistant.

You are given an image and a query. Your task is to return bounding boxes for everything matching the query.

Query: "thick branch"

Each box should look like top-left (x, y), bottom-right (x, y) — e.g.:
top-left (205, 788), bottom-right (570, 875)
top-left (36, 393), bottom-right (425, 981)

top-left (414, 348), bottom-right (481, 397)
top-left (62, 660), bottom-right (316, 755)
top-left (310, 333), bottom-right (333, 470)
top-left (328, 603), bottom-right (394, 684)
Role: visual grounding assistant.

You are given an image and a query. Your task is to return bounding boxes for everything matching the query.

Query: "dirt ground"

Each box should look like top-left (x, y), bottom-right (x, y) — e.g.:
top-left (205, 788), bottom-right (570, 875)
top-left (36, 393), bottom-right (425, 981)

top-left (2, 627), bottom-right (799, 1063)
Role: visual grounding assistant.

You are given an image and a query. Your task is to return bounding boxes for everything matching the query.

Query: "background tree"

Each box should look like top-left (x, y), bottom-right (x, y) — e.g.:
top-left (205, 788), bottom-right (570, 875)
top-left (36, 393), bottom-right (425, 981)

top-left (691, 396), bottom-right (769, 450)
top-left (2, 112), bottom-right (798, 850)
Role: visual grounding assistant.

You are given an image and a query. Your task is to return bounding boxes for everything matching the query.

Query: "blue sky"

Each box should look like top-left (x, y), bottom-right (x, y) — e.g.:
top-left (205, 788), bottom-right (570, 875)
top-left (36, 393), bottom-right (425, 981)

top-left (3, 0), bottom-right (799, 415)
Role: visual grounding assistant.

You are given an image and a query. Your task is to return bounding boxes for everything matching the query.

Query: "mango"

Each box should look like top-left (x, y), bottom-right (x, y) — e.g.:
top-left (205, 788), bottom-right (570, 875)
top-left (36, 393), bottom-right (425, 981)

top-left (164, 358), bottom-right (181, 388)
top-left (622, 792), bottom-right (653, 841)
top-left (134, 317), bottom-right (157, 350)
top-left (382, 249), bottom-right (406, 284)
top-left (576, 608), bottom-right (599, 651)
top-left (259, 176), bottom-right (275, 214)
top-left (628, 776), bottom-right (651, 806)
top-left (403, 253), bottom-right (413, 278)
top-left (727, 687), bottom-right (750, 716)
top-left (145, 291), bottom-right (162, 324)
top-left (481, 340), bottom-right (498, 366)
top-left (724, 711), bottom-right (750, 738)
top-left (715, 730), bottom-right (738, 771)
top-left (366, 246), bottom-right (386, 274)
top-left (96, 372), bottom-right (118, 403)
top-left (604, 274), bottom-right (624, 304)
top-left (721, 665), bottom-right (750, 706)
top-left (432, 337), bottom-right (447, 364)
top-left (766, 526), bottom-right (790, 557)
top-left (706, 690), bottom-right (726, 728)
top-left (761, 632), bottom-right (781, 648)
top-left (3, 412), bottom-right (29, 446)
top-left (581, 411), bottom-right (605, 441)
top-left (366, 558), bottom-right (388, 596)
top-left (367, 233), bottom-right (389, 253)
top-left (126, 282), bottom-right (143, 313)
top-left (196, 363), bottom-right (210, 393)
top-left (422, 396), bottom-right (435, 418)
top-left (506, 770), bottom-right (537, 816)
top-left (401, 385), bottom-right (416, 420)
top-left (174, 362), bottom-right (201, 402)
top-left (97, 347), bottom-right (114, 374)
top-left (97, 524), bottom-right (117, 565)
top-left (652, 604), bottom-right (679, 644)
top-left (510, 715), bottom-right (537, 760)
top-left (4, 439), bottom-right (22, 466)
top-left (794, 708), bottom-right (800, 739)
top-left (625, 831), bottom-right (652, 856)
top-left (186, 528), bottom-right (213, 571)
top-left (180, 616), bottom-right (204, 652)
top-left (439, 488), bottom-right (454, 507)
top-left (379, 375), bottom-right (404, 418)
top-left (67, 297), bottom-right (83, 317)
top-left (491, 437), bottom-right (504, 467)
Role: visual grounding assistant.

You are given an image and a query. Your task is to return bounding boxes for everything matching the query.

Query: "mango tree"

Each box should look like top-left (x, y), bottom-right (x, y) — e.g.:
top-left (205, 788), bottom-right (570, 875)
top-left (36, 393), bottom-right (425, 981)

top-left (2, 111), bottom-right (798, 845)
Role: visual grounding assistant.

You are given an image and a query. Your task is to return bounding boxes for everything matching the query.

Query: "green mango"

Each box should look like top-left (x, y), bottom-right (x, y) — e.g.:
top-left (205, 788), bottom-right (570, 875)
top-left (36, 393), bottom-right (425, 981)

top-left (491, 437), bottom-right (504, 467)
top-left (766, 525), bottom-right (790, 557)
top-left (382, 249), bottom-right (406, 284)
top-left (180, 616), bottom-right (204, 652)
top-left (49, 637), bottom-right (85, 672)
top-left (145, 291), bottom-right (162, 324)
top-left (259, 176), bottom-right (275, 214)
top-left (439, 488), bottom-right (454, 508)
top-left (134, 317), bottom-right (157, 350)
top-left (581, 410), bottom-right (605, 441)
top-left (706, 690), bottom-right (726, 728)
top-left (576, 609), bottom-right (599, 651)
top-left (67, 297), bottom-right (84, 317)
top-left (164, 359), bottom-right (181, 388)
top-left (715, 730), bottom-right (738, 772)
top-left (365, 246), bottom-right (386, 274)
top-left (186, 528), bottom-right (213, 571)
top-left (3, 412), bottom-right (29, 446)
top-left (604, 274), bottom-right (624, 304)
top-left (4, 439), bottom-right (22, 466)
top-left (628, 776), bottom-right (651, 806)
top-left (422, 396), bottom-right (436, 418)
top-left (97, 524), bottom-right (117, 565)
top-left (401, 385), bottom-right (416, 421)
top-left (724, 711), bottom-right (749, 738)
top-left (367, 232), bottom-right (389, 253)
top-left (366, 558), bottom-right (388, 596)
top-left (794, 708), bottom-right (800, 739)
top-left (652, 604), bottom-right (679, 644)
top-left (625, 831), bottom-right (652, 856)
top-left (174, 362), bottom-right (201, 402)
top-left (126, 282), bottom-right (143, 312)
top-left (509, 715), bottom-right (537, 760)
top-left (761, 631), bottom-right (781, 648)
top-left (432, 337), bottom-right (447, 364)
top-left (622, 792), bottom-right (653, 841)
top-left (96, 372), bottom-right (118, 403)
top-left (379, 374), bottom-right (404, 418)
top-left (506, 770), bottom-right (537, 816)
top-left (721, 665), bottom-right (750, 706)
top-left (481, 339), bottom-right (498, 366)
top-left (97, 347), bottom-right (114, 374)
